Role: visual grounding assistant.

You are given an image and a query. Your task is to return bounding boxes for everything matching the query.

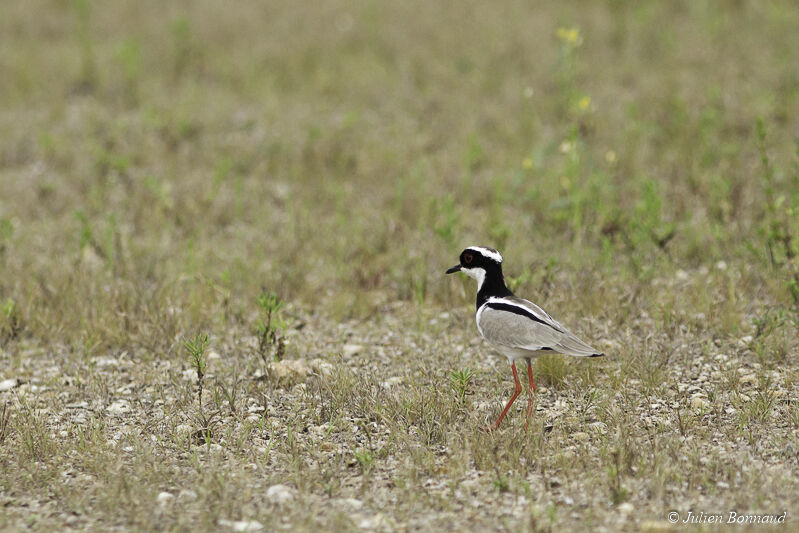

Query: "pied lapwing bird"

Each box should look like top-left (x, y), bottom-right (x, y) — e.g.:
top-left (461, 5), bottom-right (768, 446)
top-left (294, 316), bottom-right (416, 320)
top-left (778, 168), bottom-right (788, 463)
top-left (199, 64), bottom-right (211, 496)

top-left (446, 246), bottom-right (603, 430)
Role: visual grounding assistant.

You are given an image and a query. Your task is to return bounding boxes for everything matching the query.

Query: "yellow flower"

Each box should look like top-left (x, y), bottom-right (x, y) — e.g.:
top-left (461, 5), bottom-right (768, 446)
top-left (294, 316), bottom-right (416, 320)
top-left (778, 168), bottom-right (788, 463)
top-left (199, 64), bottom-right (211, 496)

top-left (522, 157), bottom-right (533, 170)
top-left (605, 150), bottom-right (617, 164)
top-left (556, 27), bottom-right (583, 47)
top-left (577, 95), bottom-right (591, 111)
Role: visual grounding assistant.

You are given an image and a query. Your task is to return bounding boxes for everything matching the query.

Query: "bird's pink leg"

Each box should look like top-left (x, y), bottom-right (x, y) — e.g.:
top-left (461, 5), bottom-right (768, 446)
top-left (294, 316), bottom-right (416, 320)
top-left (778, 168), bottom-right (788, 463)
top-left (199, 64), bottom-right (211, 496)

top-left (525, 360), bottom-right (536, 429)
top-left (489, 361), bottom-right (522, 430)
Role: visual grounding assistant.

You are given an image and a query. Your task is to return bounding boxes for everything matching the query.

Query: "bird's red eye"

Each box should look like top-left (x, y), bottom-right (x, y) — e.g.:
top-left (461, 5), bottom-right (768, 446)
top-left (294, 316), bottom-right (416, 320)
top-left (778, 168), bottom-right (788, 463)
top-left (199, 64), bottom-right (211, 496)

top-left (463, 253), bottom-right (473, 264)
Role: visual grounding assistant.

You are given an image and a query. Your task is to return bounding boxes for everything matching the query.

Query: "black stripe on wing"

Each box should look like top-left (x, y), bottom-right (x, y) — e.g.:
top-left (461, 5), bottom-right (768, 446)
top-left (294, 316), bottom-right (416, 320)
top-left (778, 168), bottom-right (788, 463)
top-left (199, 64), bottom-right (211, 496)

top-left (485, 301), bottom-right (564, 333)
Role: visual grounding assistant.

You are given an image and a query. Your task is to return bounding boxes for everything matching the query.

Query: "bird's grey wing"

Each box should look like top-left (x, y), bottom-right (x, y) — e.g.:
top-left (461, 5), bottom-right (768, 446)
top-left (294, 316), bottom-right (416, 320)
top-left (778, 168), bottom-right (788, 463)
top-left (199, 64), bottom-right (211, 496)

top-left (480, 298), bottom-right (603, 357)
top-left (477, 303), bottom-right (562, 351)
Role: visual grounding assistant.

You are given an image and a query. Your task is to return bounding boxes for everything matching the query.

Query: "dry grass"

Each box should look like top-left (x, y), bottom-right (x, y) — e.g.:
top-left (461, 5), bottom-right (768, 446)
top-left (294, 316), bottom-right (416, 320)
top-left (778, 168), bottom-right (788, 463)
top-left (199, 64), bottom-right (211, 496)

top-left (2, 1), bottom-right (799, 531)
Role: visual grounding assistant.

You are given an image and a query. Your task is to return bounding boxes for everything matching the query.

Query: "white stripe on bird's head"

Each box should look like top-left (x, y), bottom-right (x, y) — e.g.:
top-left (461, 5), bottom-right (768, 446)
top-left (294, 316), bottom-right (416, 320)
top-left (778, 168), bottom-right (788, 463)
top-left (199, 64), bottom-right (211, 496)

top-left (466, 246), bottom-right (502, 263)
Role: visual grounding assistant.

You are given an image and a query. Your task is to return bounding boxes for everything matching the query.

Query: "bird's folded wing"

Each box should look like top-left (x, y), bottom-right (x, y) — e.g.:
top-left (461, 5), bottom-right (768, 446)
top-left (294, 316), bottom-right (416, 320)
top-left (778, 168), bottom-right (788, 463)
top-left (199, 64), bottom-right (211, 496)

top-left (478, 298), bottom-right (601, 356)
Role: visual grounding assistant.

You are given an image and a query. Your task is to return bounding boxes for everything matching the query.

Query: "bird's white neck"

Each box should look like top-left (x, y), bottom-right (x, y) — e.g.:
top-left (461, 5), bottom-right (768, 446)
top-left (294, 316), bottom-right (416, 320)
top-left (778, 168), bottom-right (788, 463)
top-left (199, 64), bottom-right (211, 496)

top-left (462, 267), bottom-right (486, 292)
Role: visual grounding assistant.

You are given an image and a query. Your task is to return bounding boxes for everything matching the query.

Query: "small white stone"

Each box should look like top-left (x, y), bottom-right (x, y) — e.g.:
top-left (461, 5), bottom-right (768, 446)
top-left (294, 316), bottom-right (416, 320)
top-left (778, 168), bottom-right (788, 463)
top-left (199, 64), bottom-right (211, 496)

top-left (739, 373), bottom-right (758, 387)
top-left (310, 359), bottom-right (334, 376)
top-left (342, 344), bottom-right (363, 358)
top-left (266, 484), bottom-right (294, 504)
top-left (157, 492), bottom-right (174, 505)
top-left (219, 519), bottom-right (264, 532)
top-left (179, 489), bottom-right (198, 501)
top-left (572, 432), bottom-right (589, 442)
top-left (618, 502), bottom-right (635, 514)
top-left (81, 245), bottom-right (104, 270)
top-left (588, 422), bottom-right (607, 433)
top-left (207, 350), bottom-right (221, 360)
top-left (339, 498), bottom-right (363, 510)
top-left (475, 400), bottom-right (493, 412)
top-left (91, 356), bottom-right (119, 368)
top-left (380, 376), bottom-right (403, 389)
top-left (358, 513), bottom-right (389, 530)
top-left (0, 378), bottom-right (19, 391)
top-left (107, 400), bottom-right (131, 415)
top-left (267, 360), bottom-right (310, 381)
top-left (690, 397), bottom-right (710, 411)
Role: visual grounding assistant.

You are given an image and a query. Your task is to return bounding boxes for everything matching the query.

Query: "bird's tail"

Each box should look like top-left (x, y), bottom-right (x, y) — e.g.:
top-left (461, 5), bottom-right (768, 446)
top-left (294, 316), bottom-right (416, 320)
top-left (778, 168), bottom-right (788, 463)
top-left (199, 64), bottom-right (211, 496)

top-left (555, 332), bottom-right (604, 358)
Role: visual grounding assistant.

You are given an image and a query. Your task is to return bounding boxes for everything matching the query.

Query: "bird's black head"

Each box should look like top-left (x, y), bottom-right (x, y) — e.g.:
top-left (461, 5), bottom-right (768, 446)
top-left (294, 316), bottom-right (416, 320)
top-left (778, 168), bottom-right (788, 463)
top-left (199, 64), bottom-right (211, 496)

top-left (445, 246), bottom-right (504, 285)
top-left (446, 246), bottom-right (512, 308)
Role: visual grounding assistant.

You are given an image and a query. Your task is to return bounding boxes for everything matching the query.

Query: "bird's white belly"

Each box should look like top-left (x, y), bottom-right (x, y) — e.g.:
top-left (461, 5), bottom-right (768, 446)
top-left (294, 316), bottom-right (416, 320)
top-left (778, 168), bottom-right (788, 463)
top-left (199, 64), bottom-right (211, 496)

top-left (486, 342), bottom-right (551, 362)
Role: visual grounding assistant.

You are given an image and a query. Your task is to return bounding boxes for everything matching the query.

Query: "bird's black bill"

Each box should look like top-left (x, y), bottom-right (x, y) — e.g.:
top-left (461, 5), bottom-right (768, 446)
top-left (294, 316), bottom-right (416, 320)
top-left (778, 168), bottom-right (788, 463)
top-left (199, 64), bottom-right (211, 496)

top-left (445, 264), bottom-right (461, 274)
